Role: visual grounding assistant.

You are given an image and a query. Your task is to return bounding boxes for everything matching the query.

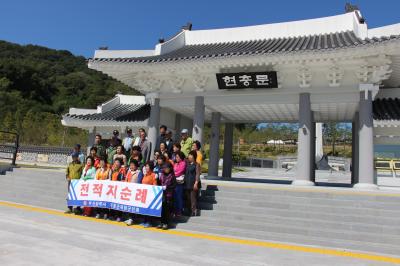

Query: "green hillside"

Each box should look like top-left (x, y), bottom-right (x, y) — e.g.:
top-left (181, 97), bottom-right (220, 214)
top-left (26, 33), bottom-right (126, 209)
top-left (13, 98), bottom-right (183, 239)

top-left (0, 40), bottom-right (136, 146)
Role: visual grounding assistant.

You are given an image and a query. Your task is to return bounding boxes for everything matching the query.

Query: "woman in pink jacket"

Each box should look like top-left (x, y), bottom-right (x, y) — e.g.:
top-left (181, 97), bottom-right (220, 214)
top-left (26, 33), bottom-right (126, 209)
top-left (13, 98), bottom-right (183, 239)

top-left (173, 151), bottom-right (186, 217)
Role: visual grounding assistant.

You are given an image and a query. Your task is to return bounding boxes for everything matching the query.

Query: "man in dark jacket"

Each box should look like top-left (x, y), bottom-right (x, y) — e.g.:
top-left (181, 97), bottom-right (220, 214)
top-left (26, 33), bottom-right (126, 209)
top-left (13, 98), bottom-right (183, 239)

top-left (164, 129), bottom-right (174, 155)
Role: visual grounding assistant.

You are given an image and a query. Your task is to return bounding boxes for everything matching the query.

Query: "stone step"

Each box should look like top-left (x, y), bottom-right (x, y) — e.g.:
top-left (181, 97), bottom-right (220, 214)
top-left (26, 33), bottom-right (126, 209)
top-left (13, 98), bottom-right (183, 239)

top-left (201, 183), bottom-right (400, 203)
top-left (176, 220), bottom-right (400, 256)
top-left (188, 214), bottom-right (400, 246)
top-left (199, 192), bottom-right (400, 211)
top-left (198, 195), bottom-right (400, 217)
top-left (197, 209), bottom-right (400, 235)
top-left (197, 201), bottom-right (400, 227)
top-left (201, 187), bottom-right (400, 206)
top-left (198, 203), bottom-right (400, 227)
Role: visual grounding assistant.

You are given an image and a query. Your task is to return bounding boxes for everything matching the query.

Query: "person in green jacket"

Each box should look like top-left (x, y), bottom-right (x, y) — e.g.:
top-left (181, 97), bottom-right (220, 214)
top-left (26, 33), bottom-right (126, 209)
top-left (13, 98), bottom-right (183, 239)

top-left (81, 156), bottom-right (97, 180)
top-left (65, 152), bottom-right (83, 214)
top-left (106, 142), bottom-right (117, 165)
top-left (180, 129), bottom-right (193, 157)
top-left (92, 134), bottom-right (106, 160)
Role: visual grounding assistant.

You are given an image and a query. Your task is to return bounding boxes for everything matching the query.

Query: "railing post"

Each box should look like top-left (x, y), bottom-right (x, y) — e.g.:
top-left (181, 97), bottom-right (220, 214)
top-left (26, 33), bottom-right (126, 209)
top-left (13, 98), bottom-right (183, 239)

top-left (11, 133), bottom-right (19, 166)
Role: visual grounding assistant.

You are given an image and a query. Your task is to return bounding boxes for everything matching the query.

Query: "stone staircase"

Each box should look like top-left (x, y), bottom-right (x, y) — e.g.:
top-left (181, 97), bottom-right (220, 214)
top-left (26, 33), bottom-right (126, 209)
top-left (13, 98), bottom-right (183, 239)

top-left (1, 168), bottom-right (400, 257)
top-left (179, 182), bottom-right (400, 256)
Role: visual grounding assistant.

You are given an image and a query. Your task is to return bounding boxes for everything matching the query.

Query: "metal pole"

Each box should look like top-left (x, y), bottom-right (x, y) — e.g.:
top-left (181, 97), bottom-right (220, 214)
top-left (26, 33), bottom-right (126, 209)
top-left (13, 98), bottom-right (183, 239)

top-left (12, 133), bottom-right (19, 166)
top-left (237, 138), bottom-right (240, 167)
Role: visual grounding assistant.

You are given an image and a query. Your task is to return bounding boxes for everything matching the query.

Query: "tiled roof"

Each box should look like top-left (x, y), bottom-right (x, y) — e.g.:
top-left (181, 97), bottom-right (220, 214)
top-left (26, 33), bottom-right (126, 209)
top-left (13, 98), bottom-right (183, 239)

top-left (373, 98), bottom-right (400, 120)
top-left (64, 104), bottom-right (150, 122)
top-left (90, 31), bottom-right (400, 64)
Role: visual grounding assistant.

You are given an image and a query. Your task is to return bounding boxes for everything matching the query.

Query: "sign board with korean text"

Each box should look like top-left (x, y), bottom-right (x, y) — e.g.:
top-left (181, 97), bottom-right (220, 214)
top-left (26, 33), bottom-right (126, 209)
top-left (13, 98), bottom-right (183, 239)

top-left (216, 71), bottom-right (278, 90)
top-left (67, 180), bottom-right (163, 217)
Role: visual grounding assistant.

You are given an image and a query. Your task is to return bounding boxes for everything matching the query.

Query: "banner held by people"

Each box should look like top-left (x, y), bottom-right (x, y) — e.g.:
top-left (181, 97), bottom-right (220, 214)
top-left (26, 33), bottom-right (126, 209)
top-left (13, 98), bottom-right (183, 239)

top-left (67, 180), bottom-right (163, 217)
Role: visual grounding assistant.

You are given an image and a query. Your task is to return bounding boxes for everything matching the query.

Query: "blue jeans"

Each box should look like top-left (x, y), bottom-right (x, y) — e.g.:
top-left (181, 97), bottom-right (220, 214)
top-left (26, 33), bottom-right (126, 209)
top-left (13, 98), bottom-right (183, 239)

top-left (174, 184), bottom-right (184, 214)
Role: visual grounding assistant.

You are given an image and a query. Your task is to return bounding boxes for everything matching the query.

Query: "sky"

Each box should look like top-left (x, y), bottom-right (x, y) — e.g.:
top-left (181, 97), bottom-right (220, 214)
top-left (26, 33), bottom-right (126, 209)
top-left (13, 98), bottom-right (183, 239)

top-left (1, 0), bottom-right (400, 58)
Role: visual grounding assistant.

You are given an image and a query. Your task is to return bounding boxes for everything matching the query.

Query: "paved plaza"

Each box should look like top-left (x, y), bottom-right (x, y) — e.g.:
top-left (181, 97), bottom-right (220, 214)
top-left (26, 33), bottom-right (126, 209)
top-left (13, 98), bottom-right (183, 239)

top-left (1, 167), bottom-right (400, 265)
top-left (0, 203), bottom-right (397, 266)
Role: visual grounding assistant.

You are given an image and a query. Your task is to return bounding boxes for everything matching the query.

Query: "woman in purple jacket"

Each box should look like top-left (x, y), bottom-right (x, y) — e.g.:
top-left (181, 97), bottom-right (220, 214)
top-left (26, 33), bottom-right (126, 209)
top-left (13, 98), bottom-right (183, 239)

top-left (157, 163), bottom-right (176, 230)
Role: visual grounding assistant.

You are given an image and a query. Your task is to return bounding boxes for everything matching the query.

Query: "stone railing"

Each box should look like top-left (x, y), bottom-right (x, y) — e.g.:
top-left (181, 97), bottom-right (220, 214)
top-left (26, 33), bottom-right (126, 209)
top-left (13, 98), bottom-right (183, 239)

top-left (0, 145), bottom-right (74, 167)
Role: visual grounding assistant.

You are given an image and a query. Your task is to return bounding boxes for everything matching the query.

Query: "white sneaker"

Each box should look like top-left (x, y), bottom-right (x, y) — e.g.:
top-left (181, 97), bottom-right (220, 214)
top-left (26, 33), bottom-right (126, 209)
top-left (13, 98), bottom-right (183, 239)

top-left (125, 218), bottom-right (133, 226)
top-left (95, 214), bottom-right (101, 219)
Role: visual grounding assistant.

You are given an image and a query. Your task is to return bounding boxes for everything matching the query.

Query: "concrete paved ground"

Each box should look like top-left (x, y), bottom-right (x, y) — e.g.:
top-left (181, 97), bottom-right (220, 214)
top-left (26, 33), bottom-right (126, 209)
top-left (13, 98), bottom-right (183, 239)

top-left (0, 204), bottom-right (396, 266)
top-left (1, 167), bottom-right (400, 265)
top-left (225, 167), bottom-right (351, 184)
top-left (223, 167), bottom-right (400, 188)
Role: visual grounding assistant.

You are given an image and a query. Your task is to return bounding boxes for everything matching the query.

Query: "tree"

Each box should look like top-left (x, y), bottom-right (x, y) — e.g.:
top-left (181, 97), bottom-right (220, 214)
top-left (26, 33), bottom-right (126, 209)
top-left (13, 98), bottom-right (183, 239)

top-left (0, 39), bottom-right (137, 146)
top-left (2, 112), bottom-right (16, 132)
top-left (323, 122), bottom-right (352, 156)
top-left (21, 110), bottom-right (37, 144)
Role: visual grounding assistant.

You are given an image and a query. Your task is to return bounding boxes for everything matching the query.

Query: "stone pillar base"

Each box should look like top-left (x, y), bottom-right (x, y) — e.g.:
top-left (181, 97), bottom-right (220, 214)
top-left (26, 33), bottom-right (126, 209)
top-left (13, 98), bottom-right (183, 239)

top-left (353, 183), bottom-right (379, 190)
top-left (204, 175), bottom-right (220, 180)
top-left (292, 180), bottom-right (315, 186)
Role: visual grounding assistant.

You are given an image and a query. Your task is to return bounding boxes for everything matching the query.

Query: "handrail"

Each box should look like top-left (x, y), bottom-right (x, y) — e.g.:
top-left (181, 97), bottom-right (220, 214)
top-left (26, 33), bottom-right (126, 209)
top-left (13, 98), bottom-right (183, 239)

top-left (0, 130), bottom-right (18, 136)
top-left (375, 159), bottom-right (400, 178)
top-left (0, 130), bottom-right (19, 166)
top-left (393, 161), bottom-right (400, 170)
top-left (375, 160), bottom-right (392, 170)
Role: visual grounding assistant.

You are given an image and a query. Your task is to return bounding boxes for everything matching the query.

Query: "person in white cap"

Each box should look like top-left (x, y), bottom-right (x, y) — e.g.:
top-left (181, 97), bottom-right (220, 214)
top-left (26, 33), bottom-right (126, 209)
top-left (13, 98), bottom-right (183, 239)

top-left (180, 129), bottom-right (193, 157)
top-left (122, 128), bottom-right (134, 156)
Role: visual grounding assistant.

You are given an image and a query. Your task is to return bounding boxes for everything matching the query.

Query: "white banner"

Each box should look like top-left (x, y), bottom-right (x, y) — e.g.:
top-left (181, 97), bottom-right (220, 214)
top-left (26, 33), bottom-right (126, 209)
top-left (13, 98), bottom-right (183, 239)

top-left (67, 179), bottom-right (163, 217)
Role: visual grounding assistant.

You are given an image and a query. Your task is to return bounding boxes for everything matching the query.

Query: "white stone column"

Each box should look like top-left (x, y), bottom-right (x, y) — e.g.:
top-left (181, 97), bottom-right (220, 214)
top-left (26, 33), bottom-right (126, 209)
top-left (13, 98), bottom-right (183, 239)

top-left (315, 123), bottom-right (324, 162)
top-left (351, 112), bottom-right (359, 185)
top-left (146, 94), bottom-right (160, 160)
top-left (208, 112), bottom-right (221, 178)
top-left (310, 118), bottom-right (316, 182)
top-left (293, 93), bottom-right (315, 186)
top-left (174, 113), bottom-right (181, 141)
top-left (192, 96), bottom-right (205, 145)
top-left (87, 126), bottom-right (96, 156)
top-left (354, 84), bottom-right (378, 190)
top-left (222, 123), bottom-right (234, 179)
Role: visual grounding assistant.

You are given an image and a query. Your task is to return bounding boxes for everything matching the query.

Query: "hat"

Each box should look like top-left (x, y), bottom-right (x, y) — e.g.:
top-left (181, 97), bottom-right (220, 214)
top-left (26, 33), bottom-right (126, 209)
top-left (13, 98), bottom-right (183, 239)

top-left (181, 129), bottom-right (189, 134)
top-left (71, 152), bottom-right (79, 158)
top-left (113, 129), bottom-right (119, 135)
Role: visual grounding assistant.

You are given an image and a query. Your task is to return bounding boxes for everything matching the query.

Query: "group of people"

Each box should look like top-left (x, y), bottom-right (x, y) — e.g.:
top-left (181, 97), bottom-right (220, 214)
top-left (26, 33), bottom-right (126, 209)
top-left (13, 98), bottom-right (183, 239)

top-left (65, 126), bottom-right (203, 230)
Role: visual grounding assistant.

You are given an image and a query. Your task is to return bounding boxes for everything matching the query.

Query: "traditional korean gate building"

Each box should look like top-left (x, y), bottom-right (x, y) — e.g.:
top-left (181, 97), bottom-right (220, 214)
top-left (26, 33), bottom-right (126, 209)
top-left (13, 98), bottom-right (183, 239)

top-left (86, 10), bottom-right (400, 189)
top-left (61, 93), bottom-right (194, 148)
